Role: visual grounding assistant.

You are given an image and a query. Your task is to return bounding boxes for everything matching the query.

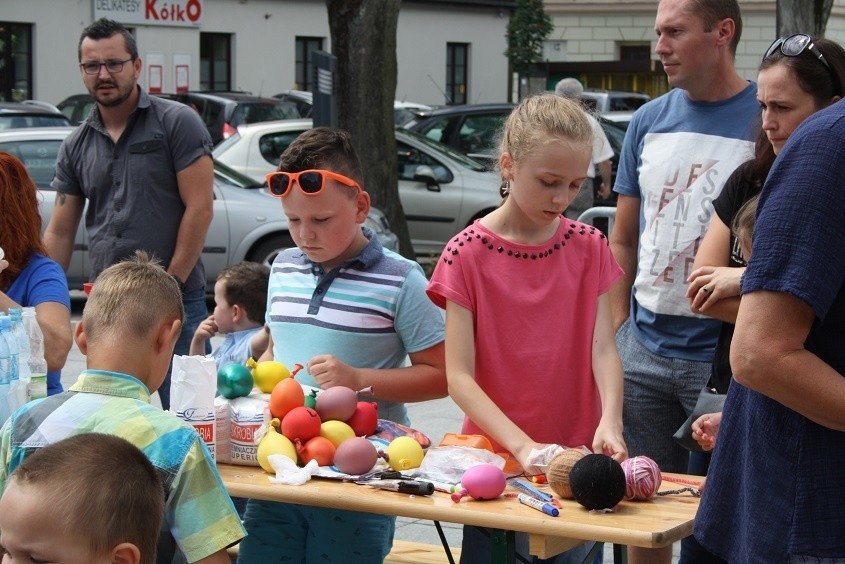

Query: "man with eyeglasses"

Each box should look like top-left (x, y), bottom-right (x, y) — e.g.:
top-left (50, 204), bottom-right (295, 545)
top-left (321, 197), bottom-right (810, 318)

top-left (44, 18), bottom-right (213, 413)
top-left (607, 0), bottom-right (760, 561)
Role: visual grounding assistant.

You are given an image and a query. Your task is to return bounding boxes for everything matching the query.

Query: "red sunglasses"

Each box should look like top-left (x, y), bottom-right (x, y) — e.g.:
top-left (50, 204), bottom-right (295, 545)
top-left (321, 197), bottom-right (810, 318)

top-left (265, 169), bottom-right (362, 198)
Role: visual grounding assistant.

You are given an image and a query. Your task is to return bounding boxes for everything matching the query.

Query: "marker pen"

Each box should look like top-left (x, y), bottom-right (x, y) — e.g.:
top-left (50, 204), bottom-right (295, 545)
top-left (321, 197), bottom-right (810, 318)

top-left (518, 493), bottom-right (559, 517)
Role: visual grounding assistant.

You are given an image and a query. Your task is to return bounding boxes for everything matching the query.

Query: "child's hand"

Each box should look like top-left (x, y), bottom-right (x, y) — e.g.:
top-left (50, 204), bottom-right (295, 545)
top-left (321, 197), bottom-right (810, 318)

top-left (691, 411), bottom-right (722, 451)
top-left (307, 354), bottom-right (361, 390)
top-left (592, 419), bottom-right (627, 462)
top-left (193, 315), bottom-right (218, 341)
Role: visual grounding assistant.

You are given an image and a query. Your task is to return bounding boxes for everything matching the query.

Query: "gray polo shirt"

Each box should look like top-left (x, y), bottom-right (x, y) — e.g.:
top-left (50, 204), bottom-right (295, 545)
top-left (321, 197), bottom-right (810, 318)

top-left (52, 87), bottom-right (213, 291)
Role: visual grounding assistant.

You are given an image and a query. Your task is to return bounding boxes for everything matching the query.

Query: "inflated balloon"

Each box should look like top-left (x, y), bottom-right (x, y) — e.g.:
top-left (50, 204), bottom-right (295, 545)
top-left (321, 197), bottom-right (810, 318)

top-left (451, 463), bottom-right (506, 502)
top-left (281, 406), bottom-right (322, 442)
top-left (569, 454), bottom-right (626, 510)
top-left (269, 377), bottom-right (305, 420)
top-left (333, 437), bottom-right (379, 475)
top-left (217, 362), bottom-right (253, 399)
top-left (345, 401), bottom-right (379, 437)
top-left (257, 418), bottom-right (297, 473)
top-left (315, 386), bottom-right (358, 422)
top-left (385, 436), bottom-right (425, 471)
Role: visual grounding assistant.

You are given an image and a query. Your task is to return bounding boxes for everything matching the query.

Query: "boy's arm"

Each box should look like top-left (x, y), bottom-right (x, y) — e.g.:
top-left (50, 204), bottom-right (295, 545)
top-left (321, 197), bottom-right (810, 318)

top-left (249, 325), bottom-right (270, 360)
top-left (257, 331), bottom-right (275, 361)
top-left (307, 341), bottom-right (447, 402)
top-left (189, 315), bottom-right (217, 356)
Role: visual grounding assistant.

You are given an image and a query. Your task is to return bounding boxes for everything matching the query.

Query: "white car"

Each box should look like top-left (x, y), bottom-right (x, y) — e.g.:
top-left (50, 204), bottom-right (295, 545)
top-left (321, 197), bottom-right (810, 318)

top-left (0, 126), bottom-right (397, 291)
top-left (212, 119), bottom-right (503, 259)
top-left (272, 90), bottom-right (432, 126)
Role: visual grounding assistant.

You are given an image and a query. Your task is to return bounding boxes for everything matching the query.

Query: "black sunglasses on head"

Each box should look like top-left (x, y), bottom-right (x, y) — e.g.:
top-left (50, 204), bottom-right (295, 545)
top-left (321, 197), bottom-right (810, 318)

top-left (763, 33), bottom-right (840, 93)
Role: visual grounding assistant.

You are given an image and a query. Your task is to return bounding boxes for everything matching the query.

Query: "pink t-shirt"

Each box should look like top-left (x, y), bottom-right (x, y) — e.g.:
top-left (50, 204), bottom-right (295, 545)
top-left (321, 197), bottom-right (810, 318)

top-left (427, 219), bottom-right (623, 452)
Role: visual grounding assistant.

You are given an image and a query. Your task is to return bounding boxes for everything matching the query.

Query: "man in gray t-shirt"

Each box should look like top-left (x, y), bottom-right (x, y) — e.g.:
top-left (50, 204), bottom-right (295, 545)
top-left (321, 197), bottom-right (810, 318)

top-left (45, 18), bottom-right (213, 410)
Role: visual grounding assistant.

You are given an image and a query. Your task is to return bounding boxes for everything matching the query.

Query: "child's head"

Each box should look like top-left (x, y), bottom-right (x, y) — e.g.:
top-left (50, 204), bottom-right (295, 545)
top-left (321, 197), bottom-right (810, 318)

top-left (497, 93), bottom-right (593, 211)
top-left (269, 127), bottom-right (371, 270)
top-left (0, 433), bottom-right (163, 564)
top-left (732, 193), bottom-right (759, 261)
top-left (82, 251), bottom-right (183, 345)
top-left (213, 261), bottom-right (270, 332)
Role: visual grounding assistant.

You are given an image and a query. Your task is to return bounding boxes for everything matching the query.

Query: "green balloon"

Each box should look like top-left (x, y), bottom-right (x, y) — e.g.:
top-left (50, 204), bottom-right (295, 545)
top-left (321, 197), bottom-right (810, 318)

top-left (217, 362), bottom-right (253, 399)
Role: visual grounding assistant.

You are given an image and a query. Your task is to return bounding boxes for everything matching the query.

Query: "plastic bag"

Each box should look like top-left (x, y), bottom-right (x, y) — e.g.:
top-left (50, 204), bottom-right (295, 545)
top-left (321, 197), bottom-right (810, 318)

top-left (171, 355), bottom-right (217, 459)
top-left (413, 446), bottom-right (506, 484)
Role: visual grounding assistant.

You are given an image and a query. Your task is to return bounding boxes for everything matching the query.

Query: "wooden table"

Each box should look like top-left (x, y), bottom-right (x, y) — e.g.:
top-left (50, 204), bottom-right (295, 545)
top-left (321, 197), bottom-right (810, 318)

top-left (219, 463), bottom-right (699, 562)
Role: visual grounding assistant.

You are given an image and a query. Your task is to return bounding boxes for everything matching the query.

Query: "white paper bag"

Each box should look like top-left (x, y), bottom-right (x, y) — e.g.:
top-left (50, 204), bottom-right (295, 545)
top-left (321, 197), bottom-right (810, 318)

top-left (171, 355), bottom-right (217, 460)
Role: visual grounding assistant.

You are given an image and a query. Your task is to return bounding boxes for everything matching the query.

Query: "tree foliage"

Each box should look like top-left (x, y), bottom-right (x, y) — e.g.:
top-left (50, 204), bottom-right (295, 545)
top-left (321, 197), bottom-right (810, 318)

top-left (777, 0), bottom-right (833, 36)
top-left (505, 0), bottom-right (554, 73)
top-left (327, 0), bottom-right (413, 258)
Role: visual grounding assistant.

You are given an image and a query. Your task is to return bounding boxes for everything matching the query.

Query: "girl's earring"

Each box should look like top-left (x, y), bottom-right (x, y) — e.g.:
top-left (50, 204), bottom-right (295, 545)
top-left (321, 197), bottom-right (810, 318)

top-left (500, 179), bottom-right (511, 198)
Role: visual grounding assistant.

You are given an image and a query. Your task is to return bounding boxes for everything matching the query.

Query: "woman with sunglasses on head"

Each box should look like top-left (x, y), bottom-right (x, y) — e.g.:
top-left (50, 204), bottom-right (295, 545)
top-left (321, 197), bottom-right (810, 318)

top-left (681, 34), bottom-right (845, 564)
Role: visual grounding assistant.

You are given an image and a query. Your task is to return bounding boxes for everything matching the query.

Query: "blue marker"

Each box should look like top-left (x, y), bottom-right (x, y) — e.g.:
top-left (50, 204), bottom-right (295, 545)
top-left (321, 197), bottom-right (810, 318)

top-left (510, 479), bottom-right (554, 502)
top-left (518, 494), bottom-right (559, 517)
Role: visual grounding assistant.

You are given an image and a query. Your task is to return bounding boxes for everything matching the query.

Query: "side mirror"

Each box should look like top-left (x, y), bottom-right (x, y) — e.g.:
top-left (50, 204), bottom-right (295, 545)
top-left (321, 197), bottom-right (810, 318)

top-left (413, 165), bottom-right (440, 192)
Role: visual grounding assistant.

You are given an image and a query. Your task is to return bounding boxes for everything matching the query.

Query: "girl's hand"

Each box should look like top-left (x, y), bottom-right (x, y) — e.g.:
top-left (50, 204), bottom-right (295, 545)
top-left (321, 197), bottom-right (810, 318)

top-left (691, 411), bottom-right (722, 451)
top-left (592, 419), bottom-right (627, 462)
top-left (307, 354), bottom-right (361, 390)
top-left (687, 266), bottom-right (744, 312)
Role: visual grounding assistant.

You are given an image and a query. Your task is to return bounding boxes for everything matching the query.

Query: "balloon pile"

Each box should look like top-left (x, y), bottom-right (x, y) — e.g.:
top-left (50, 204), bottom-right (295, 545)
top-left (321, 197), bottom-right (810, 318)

top-left (569, 454), bottom-right (626, 511)
top-left (546, 448), bottom-right (588, 499)
top-left (451, 463), bottom-right (507, 503)
top-left (620, 456), bottom-right (662, 501)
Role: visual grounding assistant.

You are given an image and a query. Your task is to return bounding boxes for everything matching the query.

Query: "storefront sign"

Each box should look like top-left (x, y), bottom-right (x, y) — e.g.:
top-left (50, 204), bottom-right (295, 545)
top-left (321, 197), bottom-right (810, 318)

top-left (93, 0), bottom-right (203, 28)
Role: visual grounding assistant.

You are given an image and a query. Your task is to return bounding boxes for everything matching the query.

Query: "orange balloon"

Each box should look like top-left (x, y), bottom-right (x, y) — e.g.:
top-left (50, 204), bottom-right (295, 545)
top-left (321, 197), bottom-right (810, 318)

top-left (269, 377), bottom-right (305, 420)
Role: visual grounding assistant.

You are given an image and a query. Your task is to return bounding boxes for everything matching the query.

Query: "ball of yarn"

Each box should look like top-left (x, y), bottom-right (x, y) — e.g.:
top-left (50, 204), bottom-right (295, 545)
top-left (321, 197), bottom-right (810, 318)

top-left (620, 456), bottom-right (662, 501)
top-left (569, 453), bottom-right (626, 510)
top-left (546, 448), bottom-right (588, 499)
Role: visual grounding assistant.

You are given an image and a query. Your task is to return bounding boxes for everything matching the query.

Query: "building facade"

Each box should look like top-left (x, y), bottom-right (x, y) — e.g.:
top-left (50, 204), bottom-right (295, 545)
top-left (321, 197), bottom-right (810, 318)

top-left (0, 0), bottom-right (513, 107)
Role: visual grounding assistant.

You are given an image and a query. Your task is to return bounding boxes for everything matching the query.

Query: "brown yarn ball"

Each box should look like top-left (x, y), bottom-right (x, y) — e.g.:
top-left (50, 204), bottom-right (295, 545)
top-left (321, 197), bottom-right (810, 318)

top-left (546, 448), bottom-right (588, 499)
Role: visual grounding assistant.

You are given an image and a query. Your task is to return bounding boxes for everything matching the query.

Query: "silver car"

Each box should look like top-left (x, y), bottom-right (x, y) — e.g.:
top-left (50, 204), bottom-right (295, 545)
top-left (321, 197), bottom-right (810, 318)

top-left (0, 126), bottom-right (397, 291)
top-left (213, 119), bottom-right (503, 259)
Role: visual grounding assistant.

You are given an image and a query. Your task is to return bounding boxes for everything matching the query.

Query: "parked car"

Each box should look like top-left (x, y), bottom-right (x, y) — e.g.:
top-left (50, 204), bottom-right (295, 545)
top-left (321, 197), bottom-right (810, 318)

top-left (0, 126), bottom-right (397, 291)
top-left (212, 119), bottom-right (502, 259)
top-left (272, 90), bottom-right (432, 125)
top-left (0, 102), bottom-right (71, 129)
top-left (56, 94), bottom-right (97, 126)
top-left (580, 89), bottom-right (650, 114)
top-left (167, 91), bottom-right (300, 145)
top-left (403, 103), bottom-right (629, 204)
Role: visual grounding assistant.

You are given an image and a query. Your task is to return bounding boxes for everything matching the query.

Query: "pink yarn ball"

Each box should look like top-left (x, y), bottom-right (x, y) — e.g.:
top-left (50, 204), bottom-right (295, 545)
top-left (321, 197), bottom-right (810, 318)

top-left (621, 456), bottom-right (662, 500)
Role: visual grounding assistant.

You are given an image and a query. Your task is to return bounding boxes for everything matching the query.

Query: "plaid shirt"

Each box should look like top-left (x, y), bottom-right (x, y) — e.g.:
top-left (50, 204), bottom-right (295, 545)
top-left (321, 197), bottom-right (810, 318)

top-left (0, 370), bottom-right (245, 563)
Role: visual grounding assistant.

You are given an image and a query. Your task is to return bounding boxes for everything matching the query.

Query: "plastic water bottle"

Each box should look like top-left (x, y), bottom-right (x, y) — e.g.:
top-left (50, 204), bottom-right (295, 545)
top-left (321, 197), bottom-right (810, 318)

top-left (0, 315), bottom-right (10, 426)
top-left (8, 308), bottom-right (30, 405)
top-left (0, 316), bottom-right (21, 413)
top-left (21, 307), bottom-right (47, 402)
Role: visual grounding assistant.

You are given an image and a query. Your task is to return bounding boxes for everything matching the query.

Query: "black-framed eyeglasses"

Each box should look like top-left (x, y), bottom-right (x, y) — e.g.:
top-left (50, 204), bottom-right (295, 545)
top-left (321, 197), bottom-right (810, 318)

top-left (763, 34), bottom-right (840, 92)
top-left (79, 58), bottom-right (134, 75)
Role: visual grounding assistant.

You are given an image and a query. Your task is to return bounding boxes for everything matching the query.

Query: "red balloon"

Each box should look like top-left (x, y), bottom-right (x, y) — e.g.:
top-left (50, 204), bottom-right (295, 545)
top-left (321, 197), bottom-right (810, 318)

top-left (281, 406), bottom-right (322, 442)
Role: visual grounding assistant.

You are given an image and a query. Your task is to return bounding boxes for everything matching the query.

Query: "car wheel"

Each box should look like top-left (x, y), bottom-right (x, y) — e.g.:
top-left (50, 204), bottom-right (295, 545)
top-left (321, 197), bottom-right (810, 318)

top-left (247, 233), bottom-right (295, 268)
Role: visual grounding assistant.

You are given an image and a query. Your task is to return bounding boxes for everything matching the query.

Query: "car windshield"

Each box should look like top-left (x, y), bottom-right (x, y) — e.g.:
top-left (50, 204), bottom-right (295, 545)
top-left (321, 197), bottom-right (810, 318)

top-left (232, 101), bottom-right (299, 126)
top-left (398, 128), bottom-right (488, 172)
top-left (214, 159), bottom-right (264, 188)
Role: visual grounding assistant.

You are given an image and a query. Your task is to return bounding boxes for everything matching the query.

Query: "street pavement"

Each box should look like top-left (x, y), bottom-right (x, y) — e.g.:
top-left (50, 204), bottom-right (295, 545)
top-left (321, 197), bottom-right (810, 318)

top-left (62, 294), bottom-right (681, 562)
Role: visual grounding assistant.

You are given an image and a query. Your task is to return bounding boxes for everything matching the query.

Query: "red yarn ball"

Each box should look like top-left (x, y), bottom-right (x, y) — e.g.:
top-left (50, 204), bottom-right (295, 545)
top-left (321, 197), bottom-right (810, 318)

top-left (620, 456), bottom-right (662, 500)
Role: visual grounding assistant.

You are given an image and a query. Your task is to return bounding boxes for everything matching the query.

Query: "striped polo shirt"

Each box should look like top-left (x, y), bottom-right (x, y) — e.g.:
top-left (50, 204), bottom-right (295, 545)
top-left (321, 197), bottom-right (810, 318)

top-left (266, 228), bottom-right (445, 425)
top-left (0, 370), bottom-right (245, 563)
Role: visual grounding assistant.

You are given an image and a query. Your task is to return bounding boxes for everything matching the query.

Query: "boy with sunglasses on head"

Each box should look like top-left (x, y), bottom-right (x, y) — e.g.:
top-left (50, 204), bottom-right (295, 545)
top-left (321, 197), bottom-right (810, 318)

top-left (238, 127), bottom-right (446, 563)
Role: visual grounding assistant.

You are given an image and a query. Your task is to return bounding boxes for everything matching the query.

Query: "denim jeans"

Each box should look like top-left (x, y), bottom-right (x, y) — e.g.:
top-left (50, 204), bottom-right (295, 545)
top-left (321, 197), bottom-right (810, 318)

top-left (158, 287), bottom-right (208, 411)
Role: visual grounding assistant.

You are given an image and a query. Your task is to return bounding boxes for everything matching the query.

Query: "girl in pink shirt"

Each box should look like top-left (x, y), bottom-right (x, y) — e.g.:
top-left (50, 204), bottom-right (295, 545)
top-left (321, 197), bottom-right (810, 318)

top-left (427, 93), bottom-right (627, 474)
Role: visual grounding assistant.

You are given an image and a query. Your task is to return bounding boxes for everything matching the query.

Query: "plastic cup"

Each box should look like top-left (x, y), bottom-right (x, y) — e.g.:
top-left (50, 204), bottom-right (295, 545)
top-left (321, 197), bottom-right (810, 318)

top-left (83, 282), bottom-right (94, 296)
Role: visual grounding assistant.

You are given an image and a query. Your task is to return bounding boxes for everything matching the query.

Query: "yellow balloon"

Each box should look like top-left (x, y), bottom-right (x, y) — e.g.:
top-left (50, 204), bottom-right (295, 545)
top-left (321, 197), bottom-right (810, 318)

top-left (250, 360), bottom-right (290, 393)
top-left (320, 420), bottom-right (356, 448)
top-left (257, 418), bottom-right (298, 472)
top-left (386, 436), bottom-right (424, 471)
